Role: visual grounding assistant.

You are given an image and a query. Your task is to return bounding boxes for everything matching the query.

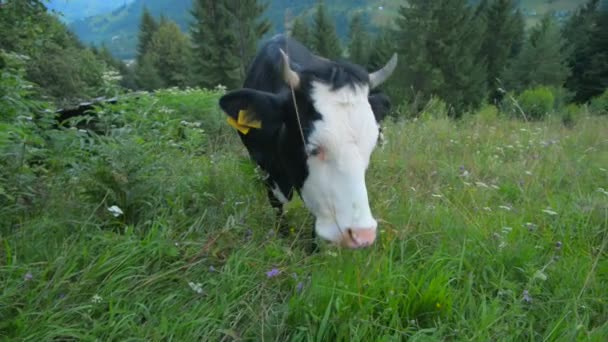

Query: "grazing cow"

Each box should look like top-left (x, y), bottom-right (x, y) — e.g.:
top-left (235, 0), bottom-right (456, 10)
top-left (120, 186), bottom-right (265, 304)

top-left (219, 34), bottom-right (397, 249)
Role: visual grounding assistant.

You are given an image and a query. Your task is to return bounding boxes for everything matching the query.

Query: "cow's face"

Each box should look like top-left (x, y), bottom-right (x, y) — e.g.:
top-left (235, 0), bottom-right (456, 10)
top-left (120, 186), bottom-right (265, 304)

top-left (300, 81), bottom-right (381, 248)
top-left (219, 51), bottom-right (396, 248)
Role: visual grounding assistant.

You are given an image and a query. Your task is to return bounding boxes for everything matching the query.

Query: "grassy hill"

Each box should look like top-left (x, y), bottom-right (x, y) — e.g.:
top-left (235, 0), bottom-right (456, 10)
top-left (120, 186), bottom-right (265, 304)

top-left (66, 0), bottom-right (589, 60)
top-left (2, 87), bottom-right (607, 339)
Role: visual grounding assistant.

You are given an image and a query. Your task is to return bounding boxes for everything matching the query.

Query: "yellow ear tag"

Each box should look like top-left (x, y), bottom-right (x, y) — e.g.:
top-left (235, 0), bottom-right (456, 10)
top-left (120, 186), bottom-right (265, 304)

top-left (226, 109), bottom-right (262, 135)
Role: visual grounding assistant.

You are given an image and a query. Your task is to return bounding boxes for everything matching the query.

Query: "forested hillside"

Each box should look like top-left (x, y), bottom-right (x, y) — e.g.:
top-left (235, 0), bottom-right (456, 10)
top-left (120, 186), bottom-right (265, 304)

top-left (66, 0), bottom-right (588, 60)
top-left (46, 0), bottom-right (135, 22)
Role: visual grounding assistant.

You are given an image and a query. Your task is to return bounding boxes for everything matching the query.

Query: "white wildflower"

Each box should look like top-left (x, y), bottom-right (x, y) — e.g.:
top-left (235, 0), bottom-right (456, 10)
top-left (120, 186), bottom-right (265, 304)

top-left (188, 281), bottom-right (204, 294)
top-left (498, 205), bottom-right (512, 211)
top-left (91, 294), bottom-right (103, 303)
top-left (533, 270), bottom-right (547, 281)
top-left (542, 208), bottom-right (558, 216)
top-left (483, 207), bottom-right (492, 212)
top-left (107, 205), bottom-right (123, 217)
top-left (525, 170), bottom-right (533, 176)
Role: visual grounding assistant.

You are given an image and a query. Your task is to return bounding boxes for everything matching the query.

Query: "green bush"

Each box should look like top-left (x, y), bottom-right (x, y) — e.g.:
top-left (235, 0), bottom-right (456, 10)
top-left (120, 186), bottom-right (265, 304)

top-left (560, 103), bottom-right (583, 128)
top-left (517, 86), bottom-right (555, 120)
top-left (589, 89), bottom-right (608, 115)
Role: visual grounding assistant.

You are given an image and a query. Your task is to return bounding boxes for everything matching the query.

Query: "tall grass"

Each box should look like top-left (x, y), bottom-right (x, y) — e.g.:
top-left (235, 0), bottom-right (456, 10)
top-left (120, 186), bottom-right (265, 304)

top-left (1, 88), bottom-right (607, 340)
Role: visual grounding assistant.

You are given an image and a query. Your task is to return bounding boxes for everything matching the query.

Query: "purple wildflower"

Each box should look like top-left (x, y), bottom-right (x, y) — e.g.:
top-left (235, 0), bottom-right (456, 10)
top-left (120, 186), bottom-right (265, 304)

top-left (24, 272), bottom-right (33, 281)
top-left (555, 241), bottom-right (562, 249)
top-left (266, 268), bottom-right (281, 278)
top-left (296, 282), bottom-right (304, 293)
top-left (209, 265), bottom-right (216, 272)
top-left (522, 290), bottom-right (533, 304)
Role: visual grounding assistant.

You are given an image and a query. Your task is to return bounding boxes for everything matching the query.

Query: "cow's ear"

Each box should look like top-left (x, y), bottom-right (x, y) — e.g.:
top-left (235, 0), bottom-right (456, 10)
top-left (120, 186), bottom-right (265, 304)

top-left (219, 89), bottom-right (284, 133)
top-left (368, 92), bottom-right (391, 123)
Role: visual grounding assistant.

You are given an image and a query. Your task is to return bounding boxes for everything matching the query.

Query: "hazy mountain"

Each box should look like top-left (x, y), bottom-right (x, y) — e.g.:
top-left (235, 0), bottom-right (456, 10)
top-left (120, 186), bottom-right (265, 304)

top-left (46, 0), bottom-right (136, 23)
top-left (65, 0), bottom-right (589, 60)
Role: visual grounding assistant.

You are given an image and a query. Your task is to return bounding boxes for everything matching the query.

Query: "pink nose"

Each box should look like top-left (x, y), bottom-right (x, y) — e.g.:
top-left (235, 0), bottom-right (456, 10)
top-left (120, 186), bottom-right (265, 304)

top-left (343, 228), bottom-right (377, 248)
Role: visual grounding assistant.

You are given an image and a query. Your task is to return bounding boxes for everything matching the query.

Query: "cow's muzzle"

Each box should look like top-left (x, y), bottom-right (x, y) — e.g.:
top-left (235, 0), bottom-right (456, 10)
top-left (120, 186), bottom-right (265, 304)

top-left (342, 227), bottom-right (377, 249)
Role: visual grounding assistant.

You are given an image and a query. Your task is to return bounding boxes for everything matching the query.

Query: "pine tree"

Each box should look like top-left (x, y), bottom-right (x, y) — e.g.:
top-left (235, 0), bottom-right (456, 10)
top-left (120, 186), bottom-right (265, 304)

top-left (148, 20), bottom-right (192, 88)
top-left (563, 0), bottom-right (608, 102)
top-left (395, 0), bottom-right (487, 116)
top-left (136, 7), bottom-right (158, 65)
top-left (505, 15), bottom-right (570, 92)
top-left (478, 0), bottom-right (526, 101)
top-left (225, 0), bottom-right (271, 81)
top-left (347, 13), bottom-right (370, 65)
top-left (190, 0), bottom-right (268, 89)
top-left (312, 0), bottom-right (342, 59)
top-left (136, 51), bottom-right (164, 91)
top-left (291, 16), bottom-right (312, 47)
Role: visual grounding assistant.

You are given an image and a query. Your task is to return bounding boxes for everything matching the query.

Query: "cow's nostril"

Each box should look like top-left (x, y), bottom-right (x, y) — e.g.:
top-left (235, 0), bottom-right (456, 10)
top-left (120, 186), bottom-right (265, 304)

top-left (347, 228), bottom-right (355, 240)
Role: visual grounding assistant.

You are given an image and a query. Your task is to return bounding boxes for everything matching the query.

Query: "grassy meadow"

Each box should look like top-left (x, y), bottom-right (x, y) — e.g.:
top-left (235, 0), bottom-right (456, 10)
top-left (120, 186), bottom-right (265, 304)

top-left (1, 88), bottom-right (607, 340)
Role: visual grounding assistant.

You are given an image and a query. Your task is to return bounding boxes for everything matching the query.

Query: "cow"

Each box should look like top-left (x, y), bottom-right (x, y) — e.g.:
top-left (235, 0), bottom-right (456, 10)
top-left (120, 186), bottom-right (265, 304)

top-left (219, 34), bottom-right (397, 249)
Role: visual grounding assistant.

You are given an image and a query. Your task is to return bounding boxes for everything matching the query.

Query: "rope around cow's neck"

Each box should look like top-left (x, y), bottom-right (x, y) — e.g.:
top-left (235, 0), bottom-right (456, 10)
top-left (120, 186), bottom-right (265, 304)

top-left (284, 11), bottom-right (309, 158)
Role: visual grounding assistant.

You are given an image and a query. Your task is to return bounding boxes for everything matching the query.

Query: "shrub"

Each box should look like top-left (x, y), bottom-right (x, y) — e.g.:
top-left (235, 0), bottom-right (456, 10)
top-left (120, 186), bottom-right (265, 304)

top-left (419, 96), bottom-right (449, 121)
top-left (560, 103), bottom-right (583, 128)
top-left (517, 86), bottom-right (555, 120)
top-left (589, 89), bottom-right (608, 115)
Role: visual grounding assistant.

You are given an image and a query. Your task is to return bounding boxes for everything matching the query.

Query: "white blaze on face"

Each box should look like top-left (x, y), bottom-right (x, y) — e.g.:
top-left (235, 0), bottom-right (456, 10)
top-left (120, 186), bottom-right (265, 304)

top-left (300, 81), bottom-right (380, 247)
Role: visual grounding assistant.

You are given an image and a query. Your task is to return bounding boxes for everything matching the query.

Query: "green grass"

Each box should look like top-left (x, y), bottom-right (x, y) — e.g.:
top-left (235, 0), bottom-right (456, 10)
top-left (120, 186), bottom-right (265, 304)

top-left (1, 88), bottom-right (607, 340)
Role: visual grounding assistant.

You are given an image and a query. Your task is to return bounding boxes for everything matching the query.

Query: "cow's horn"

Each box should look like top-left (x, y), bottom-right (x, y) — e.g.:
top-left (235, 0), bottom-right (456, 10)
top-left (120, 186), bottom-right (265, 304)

top-left (369, 53), bottom-right (398, 89)
top-left (279, 49), bottom-right (300, 89)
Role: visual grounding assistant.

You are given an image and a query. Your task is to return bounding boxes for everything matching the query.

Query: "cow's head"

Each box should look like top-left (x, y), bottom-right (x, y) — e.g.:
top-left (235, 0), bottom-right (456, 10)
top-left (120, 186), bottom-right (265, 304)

top-left (220, 51), bottom-right (397, 248)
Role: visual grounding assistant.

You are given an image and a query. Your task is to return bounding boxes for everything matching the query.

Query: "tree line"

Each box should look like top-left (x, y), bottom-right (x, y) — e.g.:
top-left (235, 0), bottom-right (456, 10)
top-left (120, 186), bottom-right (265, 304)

top-left (1, 0), bottom-right (606, 116)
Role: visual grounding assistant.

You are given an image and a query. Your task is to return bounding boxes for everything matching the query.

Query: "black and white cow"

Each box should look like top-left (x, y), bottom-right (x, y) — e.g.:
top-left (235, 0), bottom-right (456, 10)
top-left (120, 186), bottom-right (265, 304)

top-left (219, 34), bottom-right (397, 249)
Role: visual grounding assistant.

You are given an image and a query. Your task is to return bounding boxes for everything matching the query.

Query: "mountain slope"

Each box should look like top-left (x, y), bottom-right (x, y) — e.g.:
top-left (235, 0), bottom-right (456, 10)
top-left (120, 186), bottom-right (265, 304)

top-left (67, 0), bottom-right (589, 60)
top-left (47, 0), bottom-right (136, 23)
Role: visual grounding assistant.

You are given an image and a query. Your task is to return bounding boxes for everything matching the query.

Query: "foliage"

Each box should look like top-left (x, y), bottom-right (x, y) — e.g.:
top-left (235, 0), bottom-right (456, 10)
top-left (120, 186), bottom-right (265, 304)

top-left (477, 0), bottom-right (525, 101)
top-left (563, 0), bottom-right (608, 103)
top-left (136, 7), bottom-right (159, 66)
top-left (0, 0), bottom-right (48, 55)
top-left (290, 16), bottom-right (313, 48)
top-left (589, 89), bottom-right (608, 115)
top-left (1, 85), bottom-right (607, 339)
top-left (347, 13), bottom-right (370, 65)
top-left (147, 20), bottom-right (193, 88)
top-left (135, 52), bottom-right (165, 91)
top-left (394, 0), bottom-right (487, 117)
top-left (504, 15), bottom-right (570, 93)
top-left (0, 0), bottom-right (119, 104)
top-left (0, 51), bottom-right (53, 219)
top-left (190, 0), bottom-right (254, 88)
top-left (311, 0), bottom-right (343, 59)
top-left (226, 0), bottom-right (271, 81)
top-left (516, 86), bottom-right (556, 120)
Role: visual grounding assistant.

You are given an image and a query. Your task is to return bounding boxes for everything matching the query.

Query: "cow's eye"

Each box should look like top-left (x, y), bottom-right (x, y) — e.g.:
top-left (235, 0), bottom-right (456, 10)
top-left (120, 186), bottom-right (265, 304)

top-left (308, 145), bottom-right (324, 159)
